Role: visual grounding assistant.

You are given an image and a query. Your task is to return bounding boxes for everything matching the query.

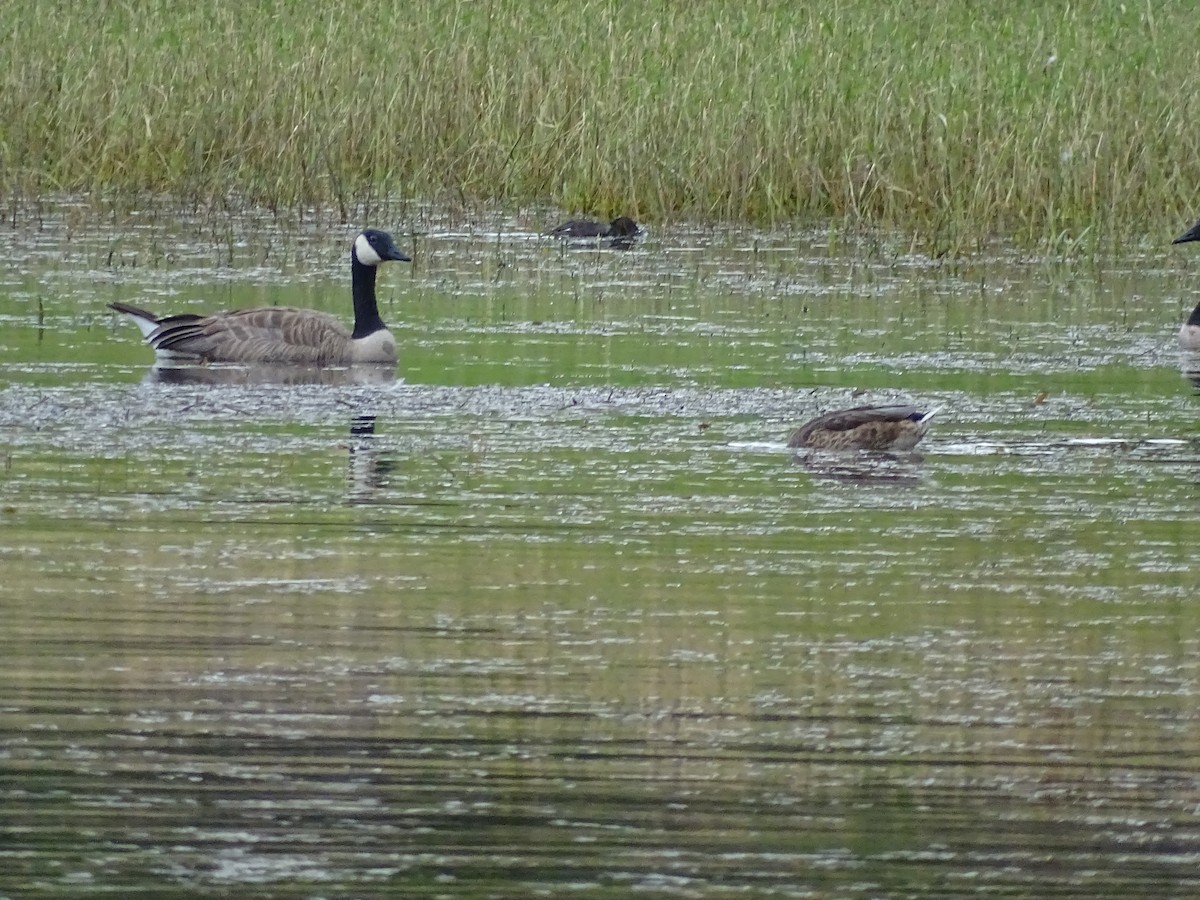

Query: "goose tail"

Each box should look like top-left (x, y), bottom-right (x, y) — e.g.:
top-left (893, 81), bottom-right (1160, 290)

top-left (108, 302), bottom-right (162, 339)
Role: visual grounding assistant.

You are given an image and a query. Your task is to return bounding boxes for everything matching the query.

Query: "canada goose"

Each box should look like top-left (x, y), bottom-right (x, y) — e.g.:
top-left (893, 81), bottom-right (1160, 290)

top-left (787, 404), bottom-right (939, 452)
top-left (108, 229), bottom-right (411, 366)
top-left (1171, 220), bottom-right (1200, 349)
top-left (548, 216), bottom-right (640, 239)
top-left (1180, 303), bottom-right (1200, 351)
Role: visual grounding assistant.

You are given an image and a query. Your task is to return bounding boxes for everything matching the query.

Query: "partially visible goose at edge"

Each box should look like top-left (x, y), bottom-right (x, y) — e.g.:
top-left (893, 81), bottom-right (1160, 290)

top-left (109, 229), bottom-right (411, 366)
top-left (548, 216), bottom-right (640, 239)
top-left (1170, 219), bottom-right (1200, 350)
top-left (788, 404), bottom-right (939, 452)
top-left (1178, 303), bottom-right (1200, 351)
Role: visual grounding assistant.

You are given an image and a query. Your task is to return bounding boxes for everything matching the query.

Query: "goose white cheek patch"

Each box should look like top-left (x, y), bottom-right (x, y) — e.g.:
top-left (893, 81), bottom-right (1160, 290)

top-left (354, 233), bottom-right (383, 266)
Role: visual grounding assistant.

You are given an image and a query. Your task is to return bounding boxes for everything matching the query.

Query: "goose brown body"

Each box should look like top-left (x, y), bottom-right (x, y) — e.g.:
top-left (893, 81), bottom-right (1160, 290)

top-left (109, 229), bottom-right (410, 366)
top-left (788, 404), bottom-right (938, 452)
top-left (107, 304), bottom-right (392, 365)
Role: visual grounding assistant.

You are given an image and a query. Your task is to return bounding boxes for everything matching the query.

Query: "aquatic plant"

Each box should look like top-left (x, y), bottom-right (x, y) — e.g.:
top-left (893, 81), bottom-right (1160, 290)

top-left (1, 0), bottom-right (1195, 251)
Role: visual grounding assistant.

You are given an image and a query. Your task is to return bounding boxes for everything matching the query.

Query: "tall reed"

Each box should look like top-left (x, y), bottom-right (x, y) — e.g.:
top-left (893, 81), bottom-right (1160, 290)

top-left (2, 0), bottom-right (1197, 251)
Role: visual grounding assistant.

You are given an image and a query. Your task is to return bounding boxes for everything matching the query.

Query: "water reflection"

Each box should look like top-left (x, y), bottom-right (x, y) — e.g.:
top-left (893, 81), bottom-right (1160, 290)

top-left (549, 234), bottom-right (642, 252)
top-left (792, 448), bottom-right (926, 484)
top-left (1180, 351), bottom-right (1200, 390)
top-left (144, 363), bottom-right (398, 386)
top-left (3, 203), bottom-right (1200, 898)
top-left (347, 414), bottom-right (397, 503)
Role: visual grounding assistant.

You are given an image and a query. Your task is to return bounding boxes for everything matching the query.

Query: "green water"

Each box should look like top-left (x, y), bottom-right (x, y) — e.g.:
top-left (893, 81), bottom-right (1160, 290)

top-left (1, 204), bottom-right (1199, 897)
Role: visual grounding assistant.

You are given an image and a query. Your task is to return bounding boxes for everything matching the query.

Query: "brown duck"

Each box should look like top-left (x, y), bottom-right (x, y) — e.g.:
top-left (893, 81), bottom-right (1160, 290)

top-left (788, 404), bottom-right (939, 451)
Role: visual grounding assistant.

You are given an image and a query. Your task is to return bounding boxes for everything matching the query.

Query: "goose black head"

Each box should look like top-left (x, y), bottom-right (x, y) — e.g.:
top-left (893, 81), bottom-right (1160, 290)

top-left (1173, 219), bottom-right (1200, 245)
top-left (353, 229), bottom-right (412, 266)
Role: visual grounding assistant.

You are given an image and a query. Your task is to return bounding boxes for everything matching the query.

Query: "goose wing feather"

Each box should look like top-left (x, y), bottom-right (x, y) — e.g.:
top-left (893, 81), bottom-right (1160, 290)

top-left (150, 308), bottom-right (353, 365)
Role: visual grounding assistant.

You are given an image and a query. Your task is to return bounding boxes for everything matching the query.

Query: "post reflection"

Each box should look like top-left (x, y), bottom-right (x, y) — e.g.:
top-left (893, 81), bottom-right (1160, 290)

top-left (1180, 351), bottom-right (1200, 392)
top-left (347, 415), bottom-right (397, 503)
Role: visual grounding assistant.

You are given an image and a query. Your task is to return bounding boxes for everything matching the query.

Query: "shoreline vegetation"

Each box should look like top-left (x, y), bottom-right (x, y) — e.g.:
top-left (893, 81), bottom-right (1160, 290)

top-left (2, 1), bottom-right (1198, 254)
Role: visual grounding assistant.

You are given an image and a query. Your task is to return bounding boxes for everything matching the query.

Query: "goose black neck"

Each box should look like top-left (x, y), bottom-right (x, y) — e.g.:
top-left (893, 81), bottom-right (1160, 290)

top-left (1188, 301), bottom-right (1200, 328)
top-left (351, 257), bottom-right (387, 339)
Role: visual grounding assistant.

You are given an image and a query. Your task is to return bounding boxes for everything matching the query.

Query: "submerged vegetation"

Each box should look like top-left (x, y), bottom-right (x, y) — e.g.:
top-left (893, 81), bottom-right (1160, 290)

top-left (2, 0), bottom-right (1198, 250)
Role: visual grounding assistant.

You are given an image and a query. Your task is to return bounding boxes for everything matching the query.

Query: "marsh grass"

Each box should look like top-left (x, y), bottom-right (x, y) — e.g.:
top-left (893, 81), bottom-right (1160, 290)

top-left (2, 0), bottom-right (1199, 251)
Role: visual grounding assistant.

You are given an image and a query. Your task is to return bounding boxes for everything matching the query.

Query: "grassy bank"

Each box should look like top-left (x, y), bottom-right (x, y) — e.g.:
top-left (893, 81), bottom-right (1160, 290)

top-left (2, 0), bottom-right (1197, 251)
